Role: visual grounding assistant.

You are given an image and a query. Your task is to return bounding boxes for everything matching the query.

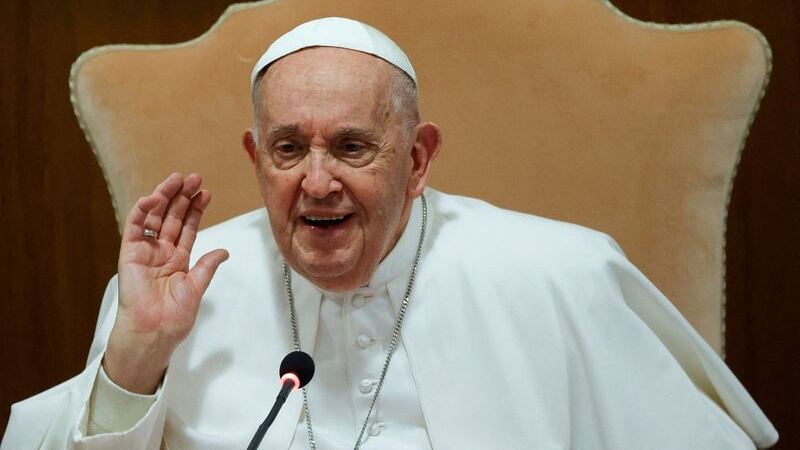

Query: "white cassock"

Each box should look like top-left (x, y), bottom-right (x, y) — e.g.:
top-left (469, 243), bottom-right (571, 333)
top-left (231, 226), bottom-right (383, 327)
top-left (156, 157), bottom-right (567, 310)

top-left (2, 189), bottom-right (778, 449)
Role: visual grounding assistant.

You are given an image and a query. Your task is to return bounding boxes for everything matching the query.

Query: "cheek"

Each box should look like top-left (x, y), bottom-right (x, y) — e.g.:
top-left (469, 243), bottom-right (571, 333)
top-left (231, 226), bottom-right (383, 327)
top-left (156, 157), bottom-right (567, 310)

top-left (260, 167), bottom-right (298, 221)
top-left (362, 171), bottom-right (409, 227)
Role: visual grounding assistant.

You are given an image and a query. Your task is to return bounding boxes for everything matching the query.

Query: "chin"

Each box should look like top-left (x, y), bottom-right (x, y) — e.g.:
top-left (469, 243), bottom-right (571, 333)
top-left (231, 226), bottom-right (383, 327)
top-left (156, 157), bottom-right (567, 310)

top-left (295, 257), bottom-right (364, 291)
top-left (306, 270), bottom-right (366, 292)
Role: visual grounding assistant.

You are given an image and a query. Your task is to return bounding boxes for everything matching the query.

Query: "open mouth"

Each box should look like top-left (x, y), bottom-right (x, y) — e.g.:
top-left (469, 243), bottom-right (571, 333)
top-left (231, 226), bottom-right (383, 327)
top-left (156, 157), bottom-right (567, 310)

top-left (301, 214), bottom-right (353, 229)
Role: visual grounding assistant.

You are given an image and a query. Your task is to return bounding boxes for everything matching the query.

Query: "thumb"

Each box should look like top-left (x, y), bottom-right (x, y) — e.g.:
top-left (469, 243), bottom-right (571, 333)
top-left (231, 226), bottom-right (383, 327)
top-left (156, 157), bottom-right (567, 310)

top-left (188, 249), bottom-right (230, 295)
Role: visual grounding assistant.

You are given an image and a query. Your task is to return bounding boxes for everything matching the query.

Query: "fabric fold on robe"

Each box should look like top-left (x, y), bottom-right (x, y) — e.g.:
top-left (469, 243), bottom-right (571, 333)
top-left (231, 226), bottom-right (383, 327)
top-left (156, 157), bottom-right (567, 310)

top-left (2, 189), bottom-right (778, 449)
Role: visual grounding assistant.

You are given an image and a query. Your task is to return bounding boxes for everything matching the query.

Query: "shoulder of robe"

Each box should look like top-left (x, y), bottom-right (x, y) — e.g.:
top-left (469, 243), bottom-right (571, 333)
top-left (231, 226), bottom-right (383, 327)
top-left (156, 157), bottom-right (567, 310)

top-left (187, 208), bottom-right (280, 289)
top-left (192, 208), bottom-right (273, 253)
top-left (190, 208), bottom-right (277, 262)
top-left (424, 189), bottom-right (625, 278)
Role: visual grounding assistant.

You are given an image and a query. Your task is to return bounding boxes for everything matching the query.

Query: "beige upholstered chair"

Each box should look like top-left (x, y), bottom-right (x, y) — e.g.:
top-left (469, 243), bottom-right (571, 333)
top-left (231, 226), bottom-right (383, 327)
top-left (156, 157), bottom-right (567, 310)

top-left (69, 0), bottom-right (771, 355)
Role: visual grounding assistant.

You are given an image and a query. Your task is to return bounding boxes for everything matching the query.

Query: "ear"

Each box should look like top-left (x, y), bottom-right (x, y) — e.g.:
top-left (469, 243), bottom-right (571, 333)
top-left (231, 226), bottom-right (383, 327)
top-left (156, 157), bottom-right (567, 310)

top-left (407, 122), bottom-right (442, 198)
top-left (242, 129), bottom-right (258, 165)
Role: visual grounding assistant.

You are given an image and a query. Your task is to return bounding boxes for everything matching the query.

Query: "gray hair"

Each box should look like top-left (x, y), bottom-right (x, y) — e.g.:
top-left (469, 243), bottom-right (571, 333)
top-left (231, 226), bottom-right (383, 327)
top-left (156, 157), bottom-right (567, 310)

top-left (251, 65), bottom-right (419, 147)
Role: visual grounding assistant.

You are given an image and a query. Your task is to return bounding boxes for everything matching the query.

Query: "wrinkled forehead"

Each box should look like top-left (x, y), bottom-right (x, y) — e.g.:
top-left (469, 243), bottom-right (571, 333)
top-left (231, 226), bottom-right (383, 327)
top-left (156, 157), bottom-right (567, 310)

top-left (257, 48), bottom-right (396, 129)
top-left (262, 47), bottom-right (395, 93)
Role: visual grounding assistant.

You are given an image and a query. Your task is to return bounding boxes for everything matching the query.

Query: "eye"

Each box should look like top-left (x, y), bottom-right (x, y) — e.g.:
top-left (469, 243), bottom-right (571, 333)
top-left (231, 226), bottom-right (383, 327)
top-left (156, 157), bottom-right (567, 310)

top-left (276, 142), bottom-right (299, 154)
top-left (342, 142), bottom-right (365, 153)
top-left (334, 139), bottom-right (380, 167)
top-left (267, 139), bottom-right (306, 169)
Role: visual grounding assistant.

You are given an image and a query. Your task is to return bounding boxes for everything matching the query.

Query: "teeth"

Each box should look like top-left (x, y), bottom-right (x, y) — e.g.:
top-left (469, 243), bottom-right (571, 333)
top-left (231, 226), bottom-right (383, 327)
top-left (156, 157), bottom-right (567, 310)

top-left (305, 215), bottom-right (346, 221)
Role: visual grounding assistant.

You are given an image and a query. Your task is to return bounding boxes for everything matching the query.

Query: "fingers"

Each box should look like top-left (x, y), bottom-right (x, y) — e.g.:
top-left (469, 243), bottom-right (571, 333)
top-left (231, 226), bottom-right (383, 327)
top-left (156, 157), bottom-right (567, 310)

top-left (142, 173), bottom-right (185, 234)
top-left (176, 189), bottom-right (212, 254)
top-left (188, 249), bottom-right (229, 296)
top-left (122, 173), bottom-right (205, 245)
top-left (159, 173), bottom-right (202, 244)
top-left (123, 194), bottom-right (161, 243)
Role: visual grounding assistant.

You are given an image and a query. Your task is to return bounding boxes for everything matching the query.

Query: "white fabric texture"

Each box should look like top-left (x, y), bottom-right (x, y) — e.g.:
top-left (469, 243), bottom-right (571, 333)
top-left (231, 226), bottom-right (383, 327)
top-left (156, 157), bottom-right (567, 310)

top-left (289, 286), bottom-right (432, 449)
top-left (87, 366), bottom-right (158, 435)
top-left (290, 197), bottom-right (431, 449)
top-left (79, 204), bottom-right (433, 448)
top-left (250, 17), bottom-right (417, 90)
top-left (1, 189), bottom-right (778, 449)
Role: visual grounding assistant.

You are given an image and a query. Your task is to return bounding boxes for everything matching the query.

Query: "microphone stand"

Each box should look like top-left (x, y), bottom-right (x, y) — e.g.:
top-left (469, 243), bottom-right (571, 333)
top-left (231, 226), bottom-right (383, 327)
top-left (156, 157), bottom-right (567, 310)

top-left (247, 378), bottom-right (297, 450)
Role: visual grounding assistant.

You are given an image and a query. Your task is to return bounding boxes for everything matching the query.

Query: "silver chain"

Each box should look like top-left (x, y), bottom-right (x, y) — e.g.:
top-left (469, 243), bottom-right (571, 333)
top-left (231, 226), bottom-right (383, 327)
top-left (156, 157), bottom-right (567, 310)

top-left (283, 194), bottom-right (428, 450)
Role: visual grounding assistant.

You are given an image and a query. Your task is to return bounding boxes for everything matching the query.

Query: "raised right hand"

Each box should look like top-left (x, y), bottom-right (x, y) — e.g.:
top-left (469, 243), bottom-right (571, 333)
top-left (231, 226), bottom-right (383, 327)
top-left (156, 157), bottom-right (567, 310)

top-left (104, 173), bottom-right (229, 394)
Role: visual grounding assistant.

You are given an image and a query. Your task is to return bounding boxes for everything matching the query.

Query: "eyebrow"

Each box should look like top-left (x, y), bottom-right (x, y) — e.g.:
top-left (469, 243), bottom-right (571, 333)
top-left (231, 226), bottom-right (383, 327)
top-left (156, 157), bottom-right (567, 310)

top-left (265, 125), bottom-right (301, 142)
top-left (331, 127), bottom-right (380, 142)
top-left (264, 125), bottom-right (381, 143)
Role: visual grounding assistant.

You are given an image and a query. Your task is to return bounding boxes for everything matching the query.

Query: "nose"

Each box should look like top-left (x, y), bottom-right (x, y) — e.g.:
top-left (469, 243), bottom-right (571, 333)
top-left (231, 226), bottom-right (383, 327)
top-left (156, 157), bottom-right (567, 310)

top-left (300, 150), bottom-right (343, 199)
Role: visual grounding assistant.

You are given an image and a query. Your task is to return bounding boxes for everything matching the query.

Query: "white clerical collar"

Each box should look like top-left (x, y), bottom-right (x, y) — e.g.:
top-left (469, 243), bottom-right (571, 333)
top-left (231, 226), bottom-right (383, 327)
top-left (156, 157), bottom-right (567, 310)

top-left (368, 195), bottom-right (424, 289)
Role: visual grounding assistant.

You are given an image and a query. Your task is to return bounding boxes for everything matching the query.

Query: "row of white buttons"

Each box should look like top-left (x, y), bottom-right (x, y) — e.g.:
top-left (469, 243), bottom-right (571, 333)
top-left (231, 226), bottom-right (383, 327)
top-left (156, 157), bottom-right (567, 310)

top-left (352, 292), bottom-right (384, 437)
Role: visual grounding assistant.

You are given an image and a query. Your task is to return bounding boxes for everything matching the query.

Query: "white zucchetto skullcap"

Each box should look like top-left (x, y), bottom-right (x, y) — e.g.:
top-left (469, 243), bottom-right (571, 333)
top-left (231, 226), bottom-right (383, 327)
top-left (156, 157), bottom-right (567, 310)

top-left (250, 17), bottom-right (416, 92)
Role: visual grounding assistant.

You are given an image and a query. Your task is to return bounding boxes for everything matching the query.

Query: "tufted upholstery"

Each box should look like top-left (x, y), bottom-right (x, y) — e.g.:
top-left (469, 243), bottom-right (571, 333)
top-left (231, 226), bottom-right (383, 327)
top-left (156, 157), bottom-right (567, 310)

top-left (69, 0), bottom-right (771, 354)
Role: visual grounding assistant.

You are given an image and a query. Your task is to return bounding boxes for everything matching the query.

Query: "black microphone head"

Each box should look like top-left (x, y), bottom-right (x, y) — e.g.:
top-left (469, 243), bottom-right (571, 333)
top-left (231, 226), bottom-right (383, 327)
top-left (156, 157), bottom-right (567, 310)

top-left (279, 351), bottom-right (315, 388)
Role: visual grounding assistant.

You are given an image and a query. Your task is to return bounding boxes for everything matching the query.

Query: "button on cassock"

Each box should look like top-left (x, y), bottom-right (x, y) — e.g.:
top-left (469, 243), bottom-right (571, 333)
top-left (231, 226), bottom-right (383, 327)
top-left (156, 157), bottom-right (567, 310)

top-left (357, 334), bottom-right (373, 349)
top-left (359, 379), bottom-right (375, 394)
top-left (368, 422), bottom-right (385, 436)
top-left (352, 295), bottom-right (366, 308)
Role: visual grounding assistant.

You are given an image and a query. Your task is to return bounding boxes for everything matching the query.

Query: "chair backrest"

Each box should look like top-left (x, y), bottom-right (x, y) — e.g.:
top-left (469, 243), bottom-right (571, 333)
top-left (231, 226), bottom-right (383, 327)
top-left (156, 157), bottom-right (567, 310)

top-left (69, 0), bottom-right (771, 354)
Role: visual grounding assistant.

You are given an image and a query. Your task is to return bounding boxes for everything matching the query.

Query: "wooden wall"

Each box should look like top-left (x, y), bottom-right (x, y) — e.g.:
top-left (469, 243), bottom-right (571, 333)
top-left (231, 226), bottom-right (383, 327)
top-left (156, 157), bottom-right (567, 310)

top-left (1, 1), bottom-right (797, 447)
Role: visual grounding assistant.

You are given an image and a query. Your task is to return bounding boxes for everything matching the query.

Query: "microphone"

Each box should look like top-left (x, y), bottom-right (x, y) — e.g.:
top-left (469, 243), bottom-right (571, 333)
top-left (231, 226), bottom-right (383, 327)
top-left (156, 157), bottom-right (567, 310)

top-left (247, 351), bottom-right (315, 450)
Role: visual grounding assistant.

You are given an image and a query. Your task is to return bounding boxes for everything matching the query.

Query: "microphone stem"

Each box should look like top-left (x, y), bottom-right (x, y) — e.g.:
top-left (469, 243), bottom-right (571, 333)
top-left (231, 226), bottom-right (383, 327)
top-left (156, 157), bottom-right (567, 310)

top-left (247, 379), bottom-right (296, 450)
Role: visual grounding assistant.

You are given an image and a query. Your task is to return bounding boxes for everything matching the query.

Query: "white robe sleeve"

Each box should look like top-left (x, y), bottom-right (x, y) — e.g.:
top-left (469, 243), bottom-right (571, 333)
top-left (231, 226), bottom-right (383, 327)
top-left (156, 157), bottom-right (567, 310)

top-left (85, 366), bottom-right (158, 436)
top-left (563, 238), bottom-right (779, 449)
top-left (1, 276), bottom-right (168, 450)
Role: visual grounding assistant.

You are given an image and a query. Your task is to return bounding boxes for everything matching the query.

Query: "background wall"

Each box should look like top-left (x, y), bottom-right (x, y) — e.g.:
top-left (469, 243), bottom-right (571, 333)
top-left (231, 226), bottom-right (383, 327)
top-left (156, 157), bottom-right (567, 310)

top-left (1, 0), bottom-right (797, 447)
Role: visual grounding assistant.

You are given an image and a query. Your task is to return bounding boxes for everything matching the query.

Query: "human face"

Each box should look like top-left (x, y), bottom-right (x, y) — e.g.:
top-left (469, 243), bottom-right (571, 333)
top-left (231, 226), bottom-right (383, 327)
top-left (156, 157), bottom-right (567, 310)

top-left (249, 47), bottom-right (416, 291)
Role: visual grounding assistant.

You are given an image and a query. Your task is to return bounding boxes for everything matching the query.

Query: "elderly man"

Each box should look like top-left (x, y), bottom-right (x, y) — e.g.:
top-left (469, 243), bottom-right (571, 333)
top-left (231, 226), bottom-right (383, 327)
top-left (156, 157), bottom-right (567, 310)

top-left (2, 17), bottom-right (777, 450)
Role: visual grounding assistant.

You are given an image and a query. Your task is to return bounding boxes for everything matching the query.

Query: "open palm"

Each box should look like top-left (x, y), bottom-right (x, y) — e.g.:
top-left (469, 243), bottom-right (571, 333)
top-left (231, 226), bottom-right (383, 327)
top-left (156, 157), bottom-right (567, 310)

top-left (105, 173), bottom-right (228, 393)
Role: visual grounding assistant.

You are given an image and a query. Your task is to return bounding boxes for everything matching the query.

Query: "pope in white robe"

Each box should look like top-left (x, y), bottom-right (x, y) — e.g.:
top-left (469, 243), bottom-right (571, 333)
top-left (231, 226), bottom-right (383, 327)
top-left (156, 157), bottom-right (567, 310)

top-left (2, 17), bottom-right (778, 450)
